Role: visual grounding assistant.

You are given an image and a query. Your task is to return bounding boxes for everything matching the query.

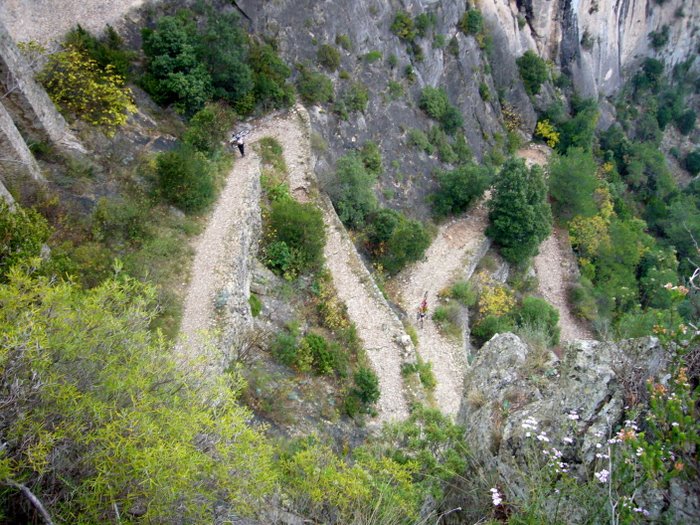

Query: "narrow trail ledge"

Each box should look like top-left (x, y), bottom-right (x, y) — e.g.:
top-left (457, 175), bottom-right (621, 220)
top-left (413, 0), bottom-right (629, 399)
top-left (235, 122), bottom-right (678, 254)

top-left (391, 200), bottom-right (490, 417)
top-left (283, 105), bottom-right (415, 424)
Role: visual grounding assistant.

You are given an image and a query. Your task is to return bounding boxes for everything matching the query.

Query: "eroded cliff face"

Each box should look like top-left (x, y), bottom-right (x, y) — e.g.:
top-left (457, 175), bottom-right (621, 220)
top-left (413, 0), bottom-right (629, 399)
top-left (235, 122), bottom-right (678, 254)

top-left (479, 0), bottom-right (699, 96)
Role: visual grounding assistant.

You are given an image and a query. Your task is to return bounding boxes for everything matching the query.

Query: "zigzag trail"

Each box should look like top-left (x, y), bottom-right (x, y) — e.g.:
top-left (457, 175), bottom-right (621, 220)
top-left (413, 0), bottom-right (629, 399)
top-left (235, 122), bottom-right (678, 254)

top-left (389, 200), bottom-right (491, 417)
top-left (177, 105), bottom-right (415, 424)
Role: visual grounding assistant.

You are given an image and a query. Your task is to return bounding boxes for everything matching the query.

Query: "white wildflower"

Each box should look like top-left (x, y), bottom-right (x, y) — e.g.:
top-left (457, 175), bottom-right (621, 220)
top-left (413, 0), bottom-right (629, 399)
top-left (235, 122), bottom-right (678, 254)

top-left (594, 469), bottom-right (609, 483)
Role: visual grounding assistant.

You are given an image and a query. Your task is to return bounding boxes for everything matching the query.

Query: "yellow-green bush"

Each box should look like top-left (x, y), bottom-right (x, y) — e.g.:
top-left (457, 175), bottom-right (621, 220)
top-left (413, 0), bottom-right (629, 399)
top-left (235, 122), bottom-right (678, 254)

top-left (39, 45), bottom-right (135, 135)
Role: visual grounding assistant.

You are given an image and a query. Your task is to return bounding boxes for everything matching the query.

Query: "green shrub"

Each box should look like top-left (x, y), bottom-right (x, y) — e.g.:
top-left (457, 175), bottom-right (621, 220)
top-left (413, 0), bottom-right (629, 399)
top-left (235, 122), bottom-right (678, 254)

top-left (675, 109), bottom-right (696, 135)
top-left (272, 331), bottom-right (306, 370)
top-left (335, 34), bottom-right (352, 51)
top-left (458, 9), bottom-right (483, 35)
top-left (516, 50), bottom-right (548, 95)
top-left (297, 333), bottom-right (346, 376)
top-left (418, 87), bottom-right (462, 134)
top-left (364, 50), bottom-right (382, 63)
top-left (648, 25), bottom-right (669, 49)
top-left (342, 82), bottom-right (369, 112)
top-left (296, 68), bottom-right (333, 105)
top-left (65, 24), bottom-right (135, 78)
top-left (0, 202), bottom-right (51, 280)
top-left (248, 39), bottom-right (295, 110)
top-left (415, 12), bottom-right (436, 38)
top-left (268, 199), bottom-right (325, 275)
top-left (419, 86), bottom-right (449, 120)
top-left (432, 302), bottom-right (463, 338)
top-left (259, 137), bottom-right (287, 174)
top-left (402, 360), bottom-right (437, 390)
top-left (432, 162), bottom-right (491, 217)
top-left (360, 141), bottom-right (382, 175)
top-left (390, 11), bottom-right (417, 41)
top-left (428, 126), bottom-right (458, 162)
top-left (451, 281), bottom-right (477, 306)
top-left (685, 149), bottom-right (700, 175)
top-left (408, 128), bottom-right (434, 154)
top-left (91, 197), bottom-right (150, 245)
top-left (363, 208), bottom-right (430, 275)
top-left (330, 154), bottom-right (378, 228)
top-left (569, 277), bottom-right (598, 320)
top-left (317, 44), bottom-right (341, 71)
top-left (248, 294), bottom-right (262, 317)
top-left (386, 80), bottom-right (404, 100)
top-left (471, 315), bottom-right (514, 346)
top-left (454, 133), bottom-right (473, 163)
top-left (448, 36), bottom-right (459, 56)
top-left (513, 296), bottom-right (560, 345)
top-left (433, 34), bottom-right (446, 48)
top-left (157, 145), bottom-right (215, 213)
top-left (478, 82), bottom-right (491, 101)
top-left (351, 367), bottom-right (380, 404)
top-left (183, 102), bottom-right (236, 154)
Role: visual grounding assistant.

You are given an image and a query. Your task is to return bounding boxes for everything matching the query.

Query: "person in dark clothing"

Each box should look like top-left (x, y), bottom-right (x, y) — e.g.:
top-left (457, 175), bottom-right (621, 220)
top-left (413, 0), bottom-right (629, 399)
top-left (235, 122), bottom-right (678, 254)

top-left (236, 136), bottom-right (245, 157)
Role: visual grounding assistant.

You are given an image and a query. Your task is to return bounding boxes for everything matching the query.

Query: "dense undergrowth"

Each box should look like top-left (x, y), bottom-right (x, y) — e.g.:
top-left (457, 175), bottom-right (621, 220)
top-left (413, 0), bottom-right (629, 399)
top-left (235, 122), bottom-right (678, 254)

top-left (1, 1), bottom-right (699, 523)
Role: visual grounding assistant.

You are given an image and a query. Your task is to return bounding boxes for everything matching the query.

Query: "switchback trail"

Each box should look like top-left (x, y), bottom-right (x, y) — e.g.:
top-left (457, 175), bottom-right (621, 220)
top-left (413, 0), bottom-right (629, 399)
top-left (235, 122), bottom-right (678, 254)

top-left (390, 200), bottom-right (491, 417)
top-left (517, 144), bottom-right (594, 342)
top-left (177, 105), bottom-right (414, 422)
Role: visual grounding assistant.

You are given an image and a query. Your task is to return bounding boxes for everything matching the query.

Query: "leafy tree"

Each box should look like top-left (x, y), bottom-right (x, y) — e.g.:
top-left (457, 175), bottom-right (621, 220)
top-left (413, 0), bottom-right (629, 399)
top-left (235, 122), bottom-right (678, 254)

top-left (0, 271), bottom-right (277, 523)
top-left (342, 81), bottom-right (369, 112)
top-left (432, 162), bottom-right (492, 217)
top-left (548, 147), bottom-right (598, 222)
top-left (183, 102), bottom-right (236, 154)
top-left (685, 149), bottom-right (700, 175)
top-left (197, 12), bottom-right (254, 106)
top-left (141, 15), bottom-right (212, 115)
top-left (156, 145), bottom-right (214, 213)
top-left (0, 202), bottom-right (51, 280)
top-left (329, 154), bottom-right (378, 229)
top-left (487, 158), bottom-right (552, 263)
top-left (39, 45), bottom-right (135, 134)
top-left (516, 50), bottom-right (548, 95)
top-left (248, 39), bottom-right (295, 110)
top-left (296, 68), bottom-right (333, 105)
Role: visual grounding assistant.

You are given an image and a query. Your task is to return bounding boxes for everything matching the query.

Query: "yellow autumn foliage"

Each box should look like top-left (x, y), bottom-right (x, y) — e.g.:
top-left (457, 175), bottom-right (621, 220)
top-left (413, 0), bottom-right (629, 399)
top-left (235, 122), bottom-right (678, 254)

top-left (38, 45), bottom-right (135, 135)
top-left (568, 214), bottom-right (610, 258)
top-left (535, 119), bottom-right (560, 148)
top-left (478, 283), bottom-right (515, 318)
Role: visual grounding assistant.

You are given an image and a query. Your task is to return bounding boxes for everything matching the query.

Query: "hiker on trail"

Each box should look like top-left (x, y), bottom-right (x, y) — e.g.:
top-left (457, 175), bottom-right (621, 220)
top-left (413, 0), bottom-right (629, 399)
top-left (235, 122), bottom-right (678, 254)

top-left (418, 292), bottom-right (428, 328)
top-left (236, 136), bottom-right (245, 157)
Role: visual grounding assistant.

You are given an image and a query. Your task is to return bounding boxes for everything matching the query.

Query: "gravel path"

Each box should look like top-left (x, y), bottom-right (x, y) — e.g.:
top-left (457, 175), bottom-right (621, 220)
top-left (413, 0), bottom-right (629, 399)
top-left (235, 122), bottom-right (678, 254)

top-left (178, 104), bottom-right (413, 422)
top-left (283, 105), bottom-right (413, 424)
top-left (390, 200), bottom-right (491, 417)
top-left (175, 112), bottom-right (287, 373)
top-left (517, 145), bottom-right (594, 342)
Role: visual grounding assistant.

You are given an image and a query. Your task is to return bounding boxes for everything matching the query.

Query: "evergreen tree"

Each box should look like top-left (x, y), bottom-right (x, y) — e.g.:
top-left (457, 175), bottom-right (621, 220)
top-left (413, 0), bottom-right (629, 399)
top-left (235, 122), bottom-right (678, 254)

top-left (487, 158), bottom-right (552, 263)
top-left (548, 147), bottom-right (598, 222)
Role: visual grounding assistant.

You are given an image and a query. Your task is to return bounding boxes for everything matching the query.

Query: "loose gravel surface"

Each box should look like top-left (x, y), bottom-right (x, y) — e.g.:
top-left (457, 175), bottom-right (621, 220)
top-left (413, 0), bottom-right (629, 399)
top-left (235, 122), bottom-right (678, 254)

top-left (390, 200), bottom-right (491, 417)
top-left (178, 105), bottom-right (412, 422)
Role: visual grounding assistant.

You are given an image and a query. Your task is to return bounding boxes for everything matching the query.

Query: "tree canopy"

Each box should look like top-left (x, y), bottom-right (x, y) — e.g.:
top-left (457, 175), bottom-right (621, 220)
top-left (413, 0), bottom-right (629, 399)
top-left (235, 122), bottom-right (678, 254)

top-left (487, 158), bottom-right (552, 263)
